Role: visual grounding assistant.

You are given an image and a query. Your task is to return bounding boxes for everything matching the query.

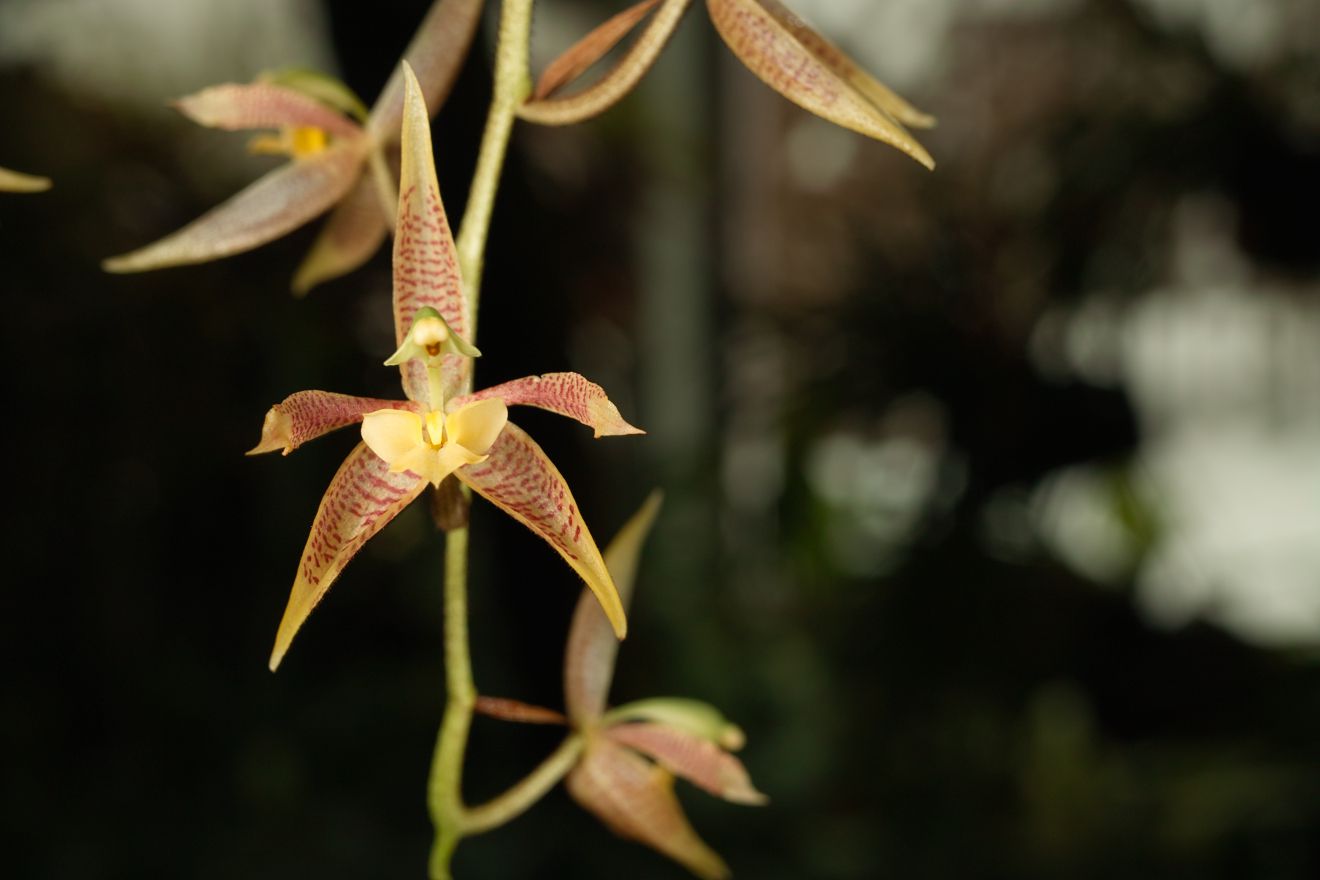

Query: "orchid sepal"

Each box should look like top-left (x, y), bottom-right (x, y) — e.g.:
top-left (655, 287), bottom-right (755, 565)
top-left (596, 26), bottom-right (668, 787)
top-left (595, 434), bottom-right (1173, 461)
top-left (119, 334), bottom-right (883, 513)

top-left (0, 166), bottom-right (52, 193)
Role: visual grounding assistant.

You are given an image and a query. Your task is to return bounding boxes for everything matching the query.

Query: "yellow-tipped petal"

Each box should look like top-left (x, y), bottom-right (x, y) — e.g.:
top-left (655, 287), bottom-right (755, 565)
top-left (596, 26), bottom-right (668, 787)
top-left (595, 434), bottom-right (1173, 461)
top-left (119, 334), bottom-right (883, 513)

top-left (361, 409), bottom-right (426, 468)
top-left (565, 492), bottom-right (663, 724)
top-left (452, 373), bottom-right (644, 438)
top-left (248, 407), bottom-right (293, 455)
top-left (270, 443), bottom-right (425, 670)
top-left (0, 166), bottom-right (51, 193)
top-left (457, 423), bottom-right (629, 639)
top-left (446, 398), bottom-right (508, 456)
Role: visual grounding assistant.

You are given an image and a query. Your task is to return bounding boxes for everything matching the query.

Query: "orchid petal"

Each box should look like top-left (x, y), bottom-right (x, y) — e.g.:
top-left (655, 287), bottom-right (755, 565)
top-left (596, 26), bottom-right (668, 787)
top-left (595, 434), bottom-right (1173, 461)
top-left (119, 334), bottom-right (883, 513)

top-left (291, 170), bottom-right (391, 295)
top-left (367, 0), bottom-right (487, 142)
top-left (453, 373), bottom-right (644, 438)
top-left (258, 68), bottom-right (371, 123)
top-left (103, 142), bottom-right (366, 273)
top-left (248, 391), bottom-right (416, 456)
top-left (565, 492), bottom-right (662, 724)
top-left (0, 166), bottom-right (51, 192)
top-left (393, 62), bottom-right (472, 403)
top-left (270, 442), bottom-right (425, 670)
top-left (706, 0), bottom-right (934, 169)
top-left (532, 0), bottom-right (663, 100)
top-left (445, 398), bottom-right (509, 456)
top-left (568, 737), bottom-right (731, 880)
top-left (360, 409), bottom-right (427, 470)
top-left (456, 422), bottom-right (628, 639)
top-left (518, 0), bottom-right (693, 126)
top-left (173, 82), bottom-right (364, 140)
top-left (606, 722), bottom-right (768, 805)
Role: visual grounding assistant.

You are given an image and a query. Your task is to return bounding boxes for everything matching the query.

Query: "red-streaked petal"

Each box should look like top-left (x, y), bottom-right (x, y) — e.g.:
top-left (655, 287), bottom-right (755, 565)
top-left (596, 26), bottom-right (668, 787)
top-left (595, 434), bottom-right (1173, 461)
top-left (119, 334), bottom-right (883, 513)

top-left (173, 82), bottom-right (364, 140)
top-left (269, 443), bottom-right (425, 670)
top-left (394, 63), bottom-right (471, 403)
top-left (0, 166), bottom-right (51, 192)
top-left (565, 492), bottom-right (662, 724)
top-left (749, 0), bottom-right (935, 129)
top-left (518, 0), bottom-right (693, 126)
top-left (606, 722), bottom-right (767, 805)
top-left (367, 0), bottom-right (486, 142)
top-left (568, 737), bottom-right (731, 880)
top-left (291, 170), bottom-right (391, 295)
top-left (455, 422), bottom-right (627, 639)
top-left (532, 0), bottom-right (662, 100)
top-left (706, 0), bottom-right (934, 168)
top-left (102, 143), bottom-right (366, 273)
top-left (247, 391), bottom-right (417, 456)
top-left (474, 696), bottom-right (568, 725)
top-left (453, 373), bottom-right (644, 438)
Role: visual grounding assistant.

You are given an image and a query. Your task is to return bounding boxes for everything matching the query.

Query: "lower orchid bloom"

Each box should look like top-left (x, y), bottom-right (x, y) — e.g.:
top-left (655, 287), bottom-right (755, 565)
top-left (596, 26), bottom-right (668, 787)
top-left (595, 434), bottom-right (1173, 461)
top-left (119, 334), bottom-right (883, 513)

top-left (0, 166), bottom-right (51, 192)
top-left (250, 64), bottom-right (642, 671)
top-left (477, 494), bottom-right (767, 879)
top-left (102, 0), bottom-right (486, 293)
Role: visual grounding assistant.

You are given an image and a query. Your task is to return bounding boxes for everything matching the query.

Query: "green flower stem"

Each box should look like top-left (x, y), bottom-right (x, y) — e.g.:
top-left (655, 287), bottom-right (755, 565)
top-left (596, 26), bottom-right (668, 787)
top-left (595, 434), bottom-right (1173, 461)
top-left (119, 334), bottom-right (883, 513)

top-left (455, 0), bottom-right (534, 327)
top-left (426, 1), bottom-right (537, 877)
top-left (462, 734), bottom-right (585, 836)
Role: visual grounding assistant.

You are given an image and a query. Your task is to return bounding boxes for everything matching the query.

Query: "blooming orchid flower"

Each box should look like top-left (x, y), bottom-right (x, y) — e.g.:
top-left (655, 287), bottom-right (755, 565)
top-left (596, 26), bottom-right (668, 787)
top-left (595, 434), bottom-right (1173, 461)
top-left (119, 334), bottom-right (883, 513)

top-left (477, 494), bottom-right (766, 879)
top-left (103, 0), bottom-right (486, 293)
top-left (562, 493), bottom-right (766, 879)
top-left (0, 166), bottom-right (51, 193)
top-left (520, 0), bottom-right (937, 169)
top-left (250, 64), bottom-right (642, 671)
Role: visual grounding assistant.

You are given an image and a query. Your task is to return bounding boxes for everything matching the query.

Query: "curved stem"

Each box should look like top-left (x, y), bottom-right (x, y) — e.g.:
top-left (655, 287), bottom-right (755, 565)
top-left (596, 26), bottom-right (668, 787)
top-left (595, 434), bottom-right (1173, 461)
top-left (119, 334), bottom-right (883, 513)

top-left (463, 734), bottom-right (585, 835)
top-left (426, 1), bottom-right (538, 877)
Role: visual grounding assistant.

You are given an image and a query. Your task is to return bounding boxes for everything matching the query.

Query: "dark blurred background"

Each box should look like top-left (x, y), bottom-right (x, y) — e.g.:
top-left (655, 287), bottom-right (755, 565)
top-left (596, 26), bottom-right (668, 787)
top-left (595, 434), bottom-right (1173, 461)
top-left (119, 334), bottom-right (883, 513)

top-left (2, 0), bottom-right (1319, 877)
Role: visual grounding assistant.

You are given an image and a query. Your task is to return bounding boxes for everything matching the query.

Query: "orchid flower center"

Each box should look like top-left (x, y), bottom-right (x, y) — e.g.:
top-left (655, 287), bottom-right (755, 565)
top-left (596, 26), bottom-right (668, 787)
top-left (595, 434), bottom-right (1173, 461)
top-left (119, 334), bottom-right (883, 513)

top-left (361, 399), bottom-right (509, 488)
top-left (412, 315), bottom-right (451, 358)
top-left (248, 125), bottom-right (329, 160)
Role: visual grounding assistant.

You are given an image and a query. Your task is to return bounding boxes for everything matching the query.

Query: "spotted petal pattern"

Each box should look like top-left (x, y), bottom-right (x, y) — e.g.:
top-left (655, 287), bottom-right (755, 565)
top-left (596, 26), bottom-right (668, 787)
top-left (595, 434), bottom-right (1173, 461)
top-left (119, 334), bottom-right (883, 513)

top-left (394, 63), bottom-right (471, 403)
top-left (565, 492), bottom-right (662, 723)
top-left (173, 82), bottom-right (364, 140)
top-left (248, 391), bottom-right (417, 456)
top-left (568, 737), bottom-right (730, 880)
top-left (606, 722), bottom-right (767, 805)
top-left (456, 422), bottom-right (627, 639)
top-left (292, 171), bottom-right (392, 295)
top-left (519, 0), bottom-right (693, 126)
top-left (270, 443), bottom-right (425, 669)
top-left (453, 373), bottom-right (643, 438)
top-left (706, 0), bottom-right (934, 168)
top-left (103, 142), bottom-right (366, 273)
top-left (368, 0), bottom-right (487, 142)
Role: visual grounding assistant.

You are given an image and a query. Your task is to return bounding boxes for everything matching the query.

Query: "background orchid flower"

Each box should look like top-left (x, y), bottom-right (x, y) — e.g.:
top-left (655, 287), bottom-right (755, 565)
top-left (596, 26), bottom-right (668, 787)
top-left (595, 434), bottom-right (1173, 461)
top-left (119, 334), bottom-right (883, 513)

top-left (250, 64), bottom-right (642, 670)
top-left (102, 0), bottom-right (486, 293)
top-left (561, 493), bottom-right (767, 880)
top-left (0, 166), bottom-right (51, 192)
top-left (519, 0), bottom-right (936, 168)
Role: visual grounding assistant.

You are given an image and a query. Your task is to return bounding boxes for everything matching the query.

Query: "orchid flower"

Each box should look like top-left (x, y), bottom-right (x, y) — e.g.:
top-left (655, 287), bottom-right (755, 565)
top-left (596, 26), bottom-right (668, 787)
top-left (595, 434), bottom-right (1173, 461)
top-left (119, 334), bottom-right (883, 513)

top-left (0, 166), bottom-right (51, 193)
top-left (520, 0), bottom-right (937, 169)
top-left (103, 0), bottom-right (487, 293)
top-left (249, 64), bottom-right (642, 671)
top-left (477, 494), bottom-right (766, 879)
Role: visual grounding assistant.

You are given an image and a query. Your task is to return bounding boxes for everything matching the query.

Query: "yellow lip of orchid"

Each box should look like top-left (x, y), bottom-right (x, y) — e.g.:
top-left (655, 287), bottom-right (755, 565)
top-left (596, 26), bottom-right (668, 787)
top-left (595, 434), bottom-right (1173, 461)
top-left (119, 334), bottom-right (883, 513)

top-left (361, 399), bottom-right (509, 488)
top-left (247, 125), bottom-right (331, 159)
